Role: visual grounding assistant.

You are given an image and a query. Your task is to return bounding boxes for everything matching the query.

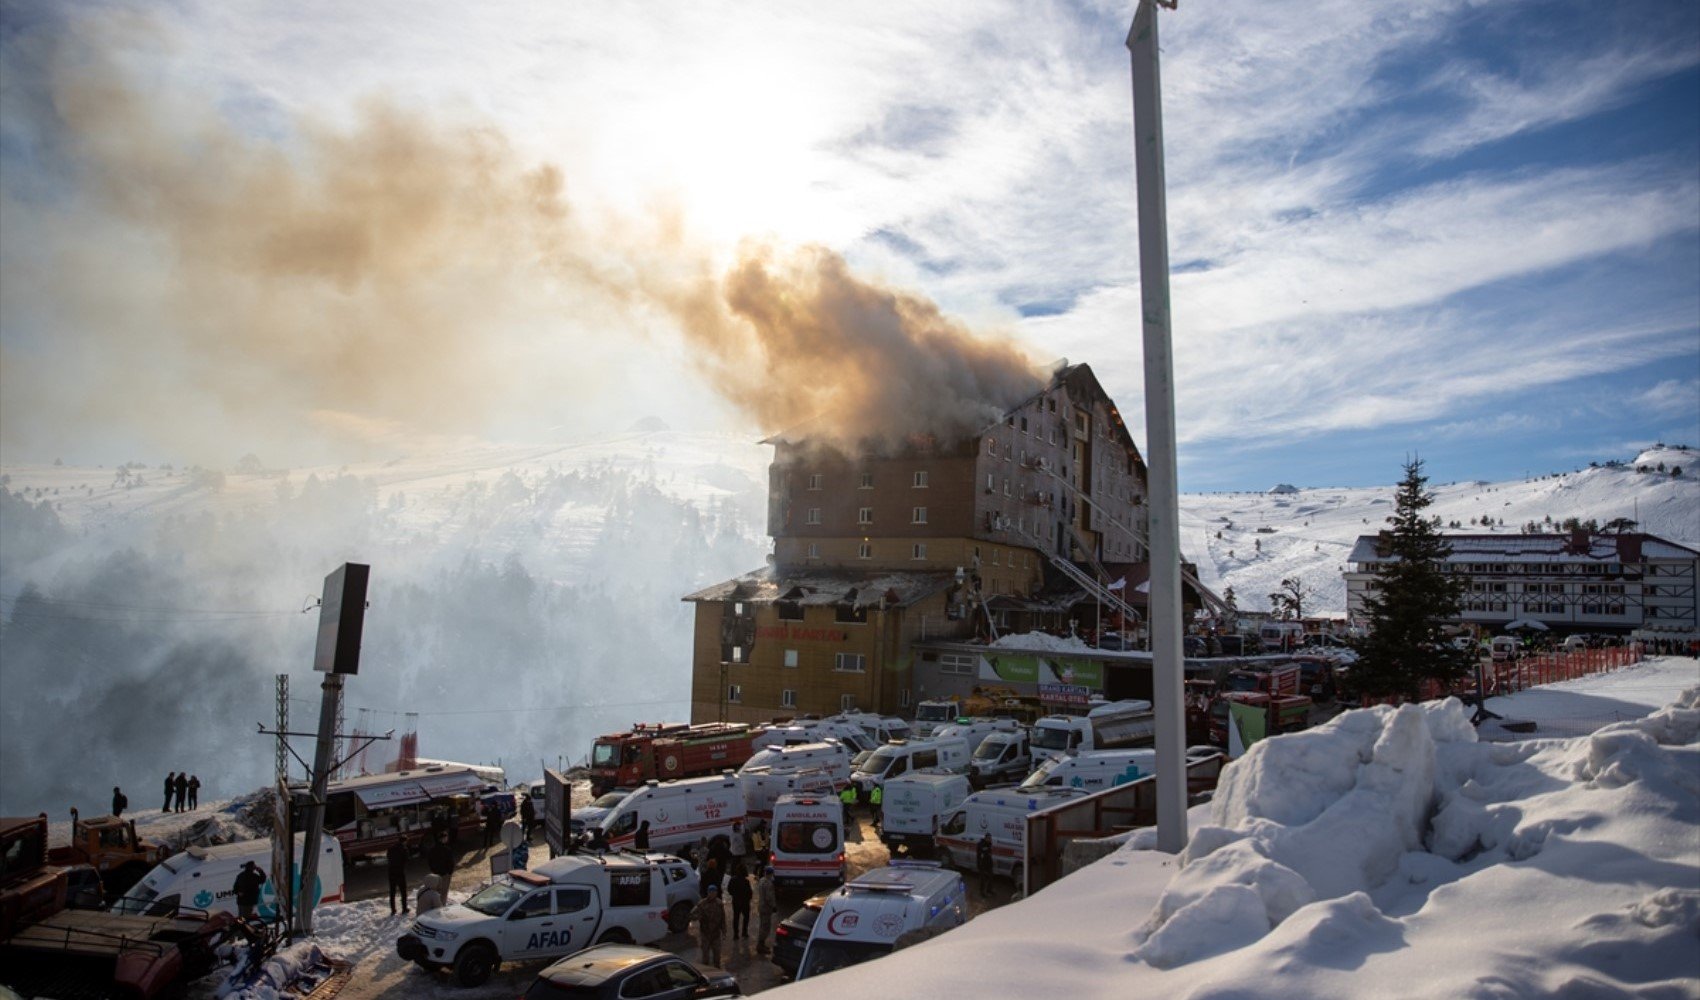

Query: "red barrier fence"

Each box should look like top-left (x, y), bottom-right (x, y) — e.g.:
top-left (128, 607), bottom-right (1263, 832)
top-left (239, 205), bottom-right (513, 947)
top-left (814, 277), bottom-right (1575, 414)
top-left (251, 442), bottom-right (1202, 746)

top-left (1488, 643), bottom-right (1645, 696)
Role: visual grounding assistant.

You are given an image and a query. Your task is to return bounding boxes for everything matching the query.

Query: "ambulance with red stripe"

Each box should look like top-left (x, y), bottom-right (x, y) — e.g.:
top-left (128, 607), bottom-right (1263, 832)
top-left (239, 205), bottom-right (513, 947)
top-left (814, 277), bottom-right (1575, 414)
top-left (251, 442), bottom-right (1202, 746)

top-left (768, 793), bottom-right (845, 889)
top-left (598, 774), bottom-right (745, 854)
top-left (934, 787), bottom-right (1087, 889)
top-left (795, 861), bottom-right (967, 980)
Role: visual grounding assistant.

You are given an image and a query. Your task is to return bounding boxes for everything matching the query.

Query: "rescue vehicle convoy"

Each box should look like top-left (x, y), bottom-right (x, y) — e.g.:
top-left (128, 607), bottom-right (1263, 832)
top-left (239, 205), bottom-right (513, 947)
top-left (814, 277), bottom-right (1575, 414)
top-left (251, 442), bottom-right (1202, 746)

top-left (589, 722), bottom-right (758, 795)
top-left (795, 861), bottom-right (967, 981)
top-left (769, 794), bottom-right (847, 888)
top-left (397, 853), bottom-right (671, 987)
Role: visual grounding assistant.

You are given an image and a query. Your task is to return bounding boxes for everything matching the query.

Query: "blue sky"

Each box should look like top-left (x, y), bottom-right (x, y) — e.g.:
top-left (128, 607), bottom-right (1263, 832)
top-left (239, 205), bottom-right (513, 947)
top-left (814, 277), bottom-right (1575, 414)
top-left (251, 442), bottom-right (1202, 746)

top-left (1, 0), bottom-right (1695, 491)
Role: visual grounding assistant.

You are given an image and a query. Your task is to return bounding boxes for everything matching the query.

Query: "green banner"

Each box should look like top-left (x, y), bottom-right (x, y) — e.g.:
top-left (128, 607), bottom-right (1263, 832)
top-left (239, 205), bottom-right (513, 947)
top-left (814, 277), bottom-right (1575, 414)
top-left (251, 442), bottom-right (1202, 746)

top-left (977, 655), bottom-right (1104, 689)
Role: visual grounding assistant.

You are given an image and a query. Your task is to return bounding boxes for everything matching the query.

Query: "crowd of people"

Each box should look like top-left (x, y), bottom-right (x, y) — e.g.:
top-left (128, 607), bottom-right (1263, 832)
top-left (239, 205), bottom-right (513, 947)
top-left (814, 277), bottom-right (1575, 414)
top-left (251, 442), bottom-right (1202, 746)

top-left (157, 771), bottom-right (200, 813)
top-left (688, 819), bottom-right (777, 965)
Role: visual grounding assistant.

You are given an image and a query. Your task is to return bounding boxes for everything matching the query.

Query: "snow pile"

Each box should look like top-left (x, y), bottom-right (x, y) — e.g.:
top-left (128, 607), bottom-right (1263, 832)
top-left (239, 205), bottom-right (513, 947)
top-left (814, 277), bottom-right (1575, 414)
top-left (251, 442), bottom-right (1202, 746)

top-left (763, 663), bottom-right (1700, 999)
top-left (988, 631), bottom-right (1096, 652)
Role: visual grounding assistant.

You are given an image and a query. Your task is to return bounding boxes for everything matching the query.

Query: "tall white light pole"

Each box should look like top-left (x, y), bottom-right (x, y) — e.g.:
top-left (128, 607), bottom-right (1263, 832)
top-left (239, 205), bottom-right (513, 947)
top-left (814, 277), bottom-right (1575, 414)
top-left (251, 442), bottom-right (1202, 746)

top-left (1128, 0), bottom-right (1188, 854)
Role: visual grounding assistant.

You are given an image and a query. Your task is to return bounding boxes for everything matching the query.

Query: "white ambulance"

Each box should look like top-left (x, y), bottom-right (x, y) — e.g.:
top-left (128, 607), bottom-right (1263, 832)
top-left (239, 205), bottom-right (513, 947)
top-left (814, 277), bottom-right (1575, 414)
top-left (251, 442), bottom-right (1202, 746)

top-left (795, 861), bottom-right (968, 980)
top-left (598, 774), bottom-right (745, 854)
top-left (769, 793), bottom-right (846, 889)
top-left (396, 853), bottom-right (670, 987)
top-left (878, 772), bottom-right (972, 854)
top-left (117, 833), bottom-right (344, 919)
top-left (849, 736), bottom-right (970, 795)
top-left (934, 787), bottom-right (1087, 885)
top-left (742, 767), bottom-right (839, 823)
top-left (823, 711), bottom-right (912, 745)
top-left (1018, 749), bottom-right (1157, 792)
top-left (753, 721), bottom-right (877, 754)
top-left (931, 717), bottom-right (1021, 756)
top-left (739, 741), bottom-right (853, 782)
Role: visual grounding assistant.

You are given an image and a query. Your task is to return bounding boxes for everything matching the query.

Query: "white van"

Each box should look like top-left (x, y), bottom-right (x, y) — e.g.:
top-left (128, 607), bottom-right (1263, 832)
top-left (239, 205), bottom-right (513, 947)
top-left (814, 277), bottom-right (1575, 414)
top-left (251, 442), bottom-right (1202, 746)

top-left (397, 853), bottom-right (670, 987)
top-left (931, 717), bottom-right (1020, 756)
top-left (796, 861), bottom-right (968, 980)
top-left (850, 737), bottom-right (970, 795)
top-left (824, 712), bottom-right (912, 745)
top-left (1491, 636), bottom-right (1521, 663)
top-left (742, 767), bottom-right (839, 823)
top-left (879, 772), bottom-right (971, 853)
top-left (599, 774), bottom-right (745, 854)
top-left (770, 793), bottom-right (846, 889)
top-left (967, 730), bottom-right (1032, 788)
top-left (753, 721), bottom-right (877, 754)
top-left (117, 833), bottom-right (343, 919)
top-left (935, 787), bottom-right (1087, 885)
top-left (1019, 749), bottom-right (1157, 793)
top-left (739, 741), bottom-right (852, 783)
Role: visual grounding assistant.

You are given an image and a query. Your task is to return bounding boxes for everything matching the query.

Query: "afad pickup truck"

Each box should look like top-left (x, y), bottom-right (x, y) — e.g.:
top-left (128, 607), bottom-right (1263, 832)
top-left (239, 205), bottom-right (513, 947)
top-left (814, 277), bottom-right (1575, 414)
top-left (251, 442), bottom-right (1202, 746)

top-left (397, 854), bottom-right (670, 988)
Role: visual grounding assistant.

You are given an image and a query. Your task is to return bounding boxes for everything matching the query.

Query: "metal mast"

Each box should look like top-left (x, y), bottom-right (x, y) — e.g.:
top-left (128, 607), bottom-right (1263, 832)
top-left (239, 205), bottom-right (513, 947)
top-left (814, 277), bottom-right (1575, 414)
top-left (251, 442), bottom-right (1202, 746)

top-left (1128, 0), bottom-right (1188, 854)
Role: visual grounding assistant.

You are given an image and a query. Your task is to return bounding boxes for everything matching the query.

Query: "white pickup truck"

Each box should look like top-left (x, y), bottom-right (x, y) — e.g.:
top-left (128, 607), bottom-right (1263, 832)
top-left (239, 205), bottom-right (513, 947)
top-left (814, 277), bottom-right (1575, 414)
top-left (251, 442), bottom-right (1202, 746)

top-left (396, 853), bottom-right (671, 987)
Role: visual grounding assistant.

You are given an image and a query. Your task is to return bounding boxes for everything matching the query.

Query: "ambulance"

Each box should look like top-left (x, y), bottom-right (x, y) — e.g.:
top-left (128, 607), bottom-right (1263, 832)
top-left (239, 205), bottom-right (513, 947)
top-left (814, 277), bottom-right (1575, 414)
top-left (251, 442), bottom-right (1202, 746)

top-left (769, 793), bottom-right (846, 889)
top-left (878, 772), bottom-right (971, 854)
top-left (117, 833), bottom-right (343, 919)
top-left (849, 736), bottom-right (970, 795)
top-left (598, 774), bottom-right (746, 854)
top-left (739, 741), bottom-right (853, 783)
top-left (795, 861), bottom-right (967, 980)
top-left (934, 787), bottom-right (1087, 886)
top-left (1018, 749), bottom-right (1157, 792)
top-left (396, 853), bottom-right (669, 987)
top-left (741, 767), bottom-right (839, 823)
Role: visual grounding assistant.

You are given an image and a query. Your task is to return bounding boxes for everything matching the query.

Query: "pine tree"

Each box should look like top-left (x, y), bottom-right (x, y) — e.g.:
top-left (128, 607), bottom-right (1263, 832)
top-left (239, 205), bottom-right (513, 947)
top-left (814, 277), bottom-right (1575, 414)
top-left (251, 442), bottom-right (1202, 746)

top-left (1349, 459), bottom-right (1470, 700)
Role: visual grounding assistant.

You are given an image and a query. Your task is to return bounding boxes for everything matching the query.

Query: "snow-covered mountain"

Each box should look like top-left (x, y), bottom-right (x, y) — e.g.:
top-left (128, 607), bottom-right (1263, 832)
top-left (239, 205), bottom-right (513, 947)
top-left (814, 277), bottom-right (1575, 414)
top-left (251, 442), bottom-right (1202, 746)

top-left (1184, 446), bottom-right (1699, 616)
top-left (1, 432), bottom-right (1694, 813)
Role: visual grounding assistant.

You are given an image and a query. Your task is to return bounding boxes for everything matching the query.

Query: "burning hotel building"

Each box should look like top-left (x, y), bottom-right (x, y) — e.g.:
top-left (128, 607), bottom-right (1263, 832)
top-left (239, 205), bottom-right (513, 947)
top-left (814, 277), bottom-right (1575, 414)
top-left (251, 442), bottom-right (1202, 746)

top-left (684, 363), bottom-right (1215, 723)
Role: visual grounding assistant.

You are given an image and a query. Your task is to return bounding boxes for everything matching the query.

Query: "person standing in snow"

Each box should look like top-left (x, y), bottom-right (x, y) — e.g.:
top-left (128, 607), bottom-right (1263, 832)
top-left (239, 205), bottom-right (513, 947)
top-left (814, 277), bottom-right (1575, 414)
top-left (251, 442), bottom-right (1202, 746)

top-left (634, 820), bottom-right (651, 852)
top-left (693, 883), bottom-right (726, 967)
top-left (232, 861), bottom-right (267, 920)
top-left (111, 787), bottom-right (127, 818)
top-left (728, 820), bottom-right (747, 865)
top-left (482, 802), bottom-right (503, 850)
top-left (173, 772), bottom-right (188, 813)
top-left (726, 860), bottom-right (752, 942)
top-left (754, 865), bottom-right (776, 956)
top-left (386, 837), bottom-right (411, 915)
top-left (187, 775), bottom-right (200, 810)
top-left (162, 772), bottom-right (175, 813)
top-left (519, 794), bottom-right (536, 841)
top-left (976, 833), bottom-right (995, 899)
top-left (426, 831), bottom-right (455, 891)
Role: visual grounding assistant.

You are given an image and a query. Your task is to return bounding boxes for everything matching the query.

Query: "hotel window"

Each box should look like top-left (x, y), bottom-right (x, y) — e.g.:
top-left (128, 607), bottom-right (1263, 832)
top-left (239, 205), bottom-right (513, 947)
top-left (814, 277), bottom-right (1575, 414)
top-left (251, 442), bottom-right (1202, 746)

top-left (987, 439), bottom-right (997, 456)
top-left (1075, 412), bottom-right (1087, 434)
top-left (912, 506), bottom-right (928, 524)
top-left (777, 601), bottom-right (804, 621)
top-left (807, 473), bottom-right (823, 490)
top-left (986, 474), bottom-right (995, 492)
top-left (806, 508), bottom-right (821, 525)
top-left (912, 543), bottom-right (927, 560)
top-left (858, 507), bottom-right (873, 525)
top-left (781, 689), bottom-right (796, 708)
top-left (783, 649), bottom-right (799, 668)
top-left (841, 694), bottom-right (856, 712)
top-left (900, 688), bottom-right (912, 709)
top-left (727, 684), bottom-right (742, 704)
top-left (859, 472), bottom-right (874, 489)
top-left (1003, 478), bottom-right (1010, 496)
top-left (913, 470), bottom-right (929, 488)
top-left (835, 653), bottom-right (867, 673)
top-left (939, 653), bottom-right (975, 675)
top-left (858, 542), bottom-right (872, 559)
top-left (806, 543), bottom-right (819, 559)
top-left (1020, 416), bottom-right (1028, 432)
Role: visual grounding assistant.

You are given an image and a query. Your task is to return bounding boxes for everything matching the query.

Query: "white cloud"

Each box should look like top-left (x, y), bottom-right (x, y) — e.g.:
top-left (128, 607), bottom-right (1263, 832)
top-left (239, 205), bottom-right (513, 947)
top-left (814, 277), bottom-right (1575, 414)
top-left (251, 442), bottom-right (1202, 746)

top-left (1629, 378), bottom-right (1700, 419)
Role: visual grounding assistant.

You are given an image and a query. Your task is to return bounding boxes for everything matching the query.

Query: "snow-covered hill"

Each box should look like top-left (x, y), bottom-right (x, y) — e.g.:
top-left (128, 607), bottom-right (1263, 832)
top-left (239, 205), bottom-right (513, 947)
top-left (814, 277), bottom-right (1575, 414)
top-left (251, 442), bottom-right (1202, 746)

top-left (1, 433), bottom-right (1694, 814)
top-left (1183, 446), bottom-right (1699, 617)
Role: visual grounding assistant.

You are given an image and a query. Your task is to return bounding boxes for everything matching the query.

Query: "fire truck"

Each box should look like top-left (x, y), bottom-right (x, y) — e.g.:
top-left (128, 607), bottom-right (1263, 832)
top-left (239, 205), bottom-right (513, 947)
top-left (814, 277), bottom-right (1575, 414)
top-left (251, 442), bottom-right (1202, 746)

top-left (1206, 665), bottom-right (1313, 749)
top-left (588, 722), bottom-right (758, 795)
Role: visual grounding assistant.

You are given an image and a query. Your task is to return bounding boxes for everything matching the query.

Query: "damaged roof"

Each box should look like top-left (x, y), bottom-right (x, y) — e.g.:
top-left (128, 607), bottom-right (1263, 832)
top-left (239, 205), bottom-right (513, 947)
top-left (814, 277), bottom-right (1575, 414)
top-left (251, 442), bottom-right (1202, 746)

top-left (683, 565), bottom-right (958, 609)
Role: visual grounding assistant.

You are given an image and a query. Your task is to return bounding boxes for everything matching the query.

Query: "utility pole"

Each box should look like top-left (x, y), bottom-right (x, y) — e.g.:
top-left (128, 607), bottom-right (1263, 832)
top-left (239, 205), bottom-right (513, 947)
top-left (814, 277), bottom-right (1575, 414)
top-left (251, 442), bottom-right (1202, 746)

top-left (1128, 0), bottom-right (1188, 854)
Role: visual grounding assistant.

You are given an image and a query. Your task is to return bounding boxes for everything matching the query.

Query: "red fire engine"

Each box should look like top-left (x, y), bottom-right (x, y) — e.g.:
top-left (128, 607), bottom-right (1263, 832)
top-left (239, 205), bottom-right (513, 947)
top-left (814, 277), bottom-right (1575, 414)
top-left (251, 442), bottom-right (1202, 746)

top-left (588, 722), bottom-right (758, 795)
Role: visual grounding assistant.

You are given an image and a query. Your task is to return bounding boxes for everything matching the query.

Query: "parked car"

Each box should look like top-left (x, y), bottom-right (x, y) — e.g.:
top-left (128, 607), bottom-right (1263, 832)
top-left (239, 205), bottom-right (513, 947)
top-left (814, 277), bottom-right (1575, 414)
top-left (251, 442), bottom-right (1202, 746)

top-left (771, 893), bottom-right (829, 980)
top-left (523, 944), bottom-right (739, 999)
